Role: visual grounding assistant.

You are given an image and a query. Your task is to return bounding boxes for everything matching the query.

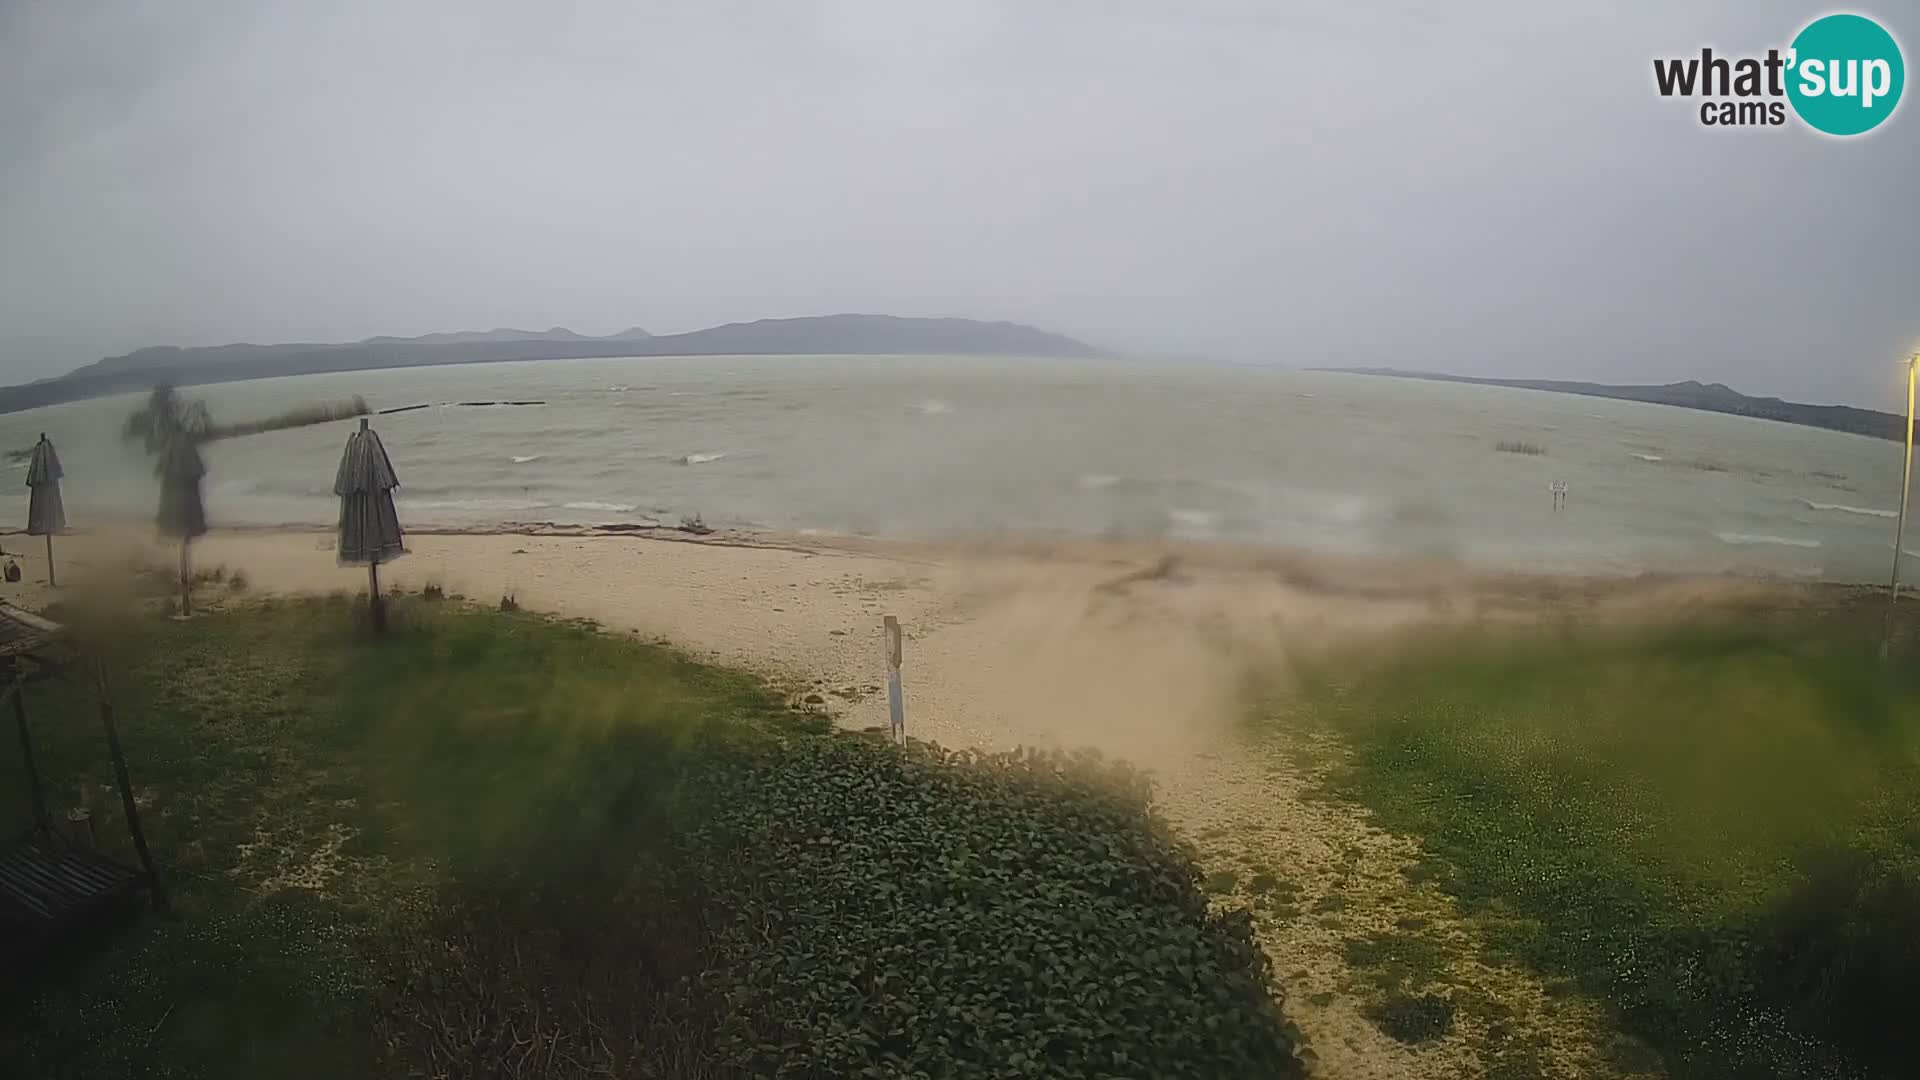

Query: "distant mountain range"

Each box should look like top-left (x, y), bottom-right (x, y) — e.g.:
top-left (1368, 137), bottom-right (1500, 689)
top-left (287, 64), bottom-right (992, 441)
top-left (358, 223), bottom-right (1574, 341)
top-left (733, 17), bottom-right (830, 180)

top-left (1328, 368), bottom-right (1905, 442)
top-left (0, 315), bottom-right (1104, 415)
top-left (358, 326), bottom-right (655, 347)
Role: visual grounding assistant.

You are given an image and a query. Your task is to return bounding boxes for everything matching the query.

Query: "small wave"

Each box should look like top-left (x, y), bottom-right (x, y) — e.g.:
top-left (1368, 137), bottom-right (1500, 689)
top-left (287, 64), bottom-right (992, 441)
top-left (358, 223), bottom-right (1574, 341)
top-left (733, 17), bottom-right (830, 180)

top-left (563, 500), bottom-right (638, 513)
top-left (679, 452), bottom-right (726, 465)
top-left (914, 398), bottom-right (955, 415)
top-left (1632, 453), bottom-right (1663, 462)
top-left (399, 497), bottom-right (549, 513)
top-left (1168, 508), bottom-right (1219, 534)
top-left (1263, 487), bottom-right (1377, 527)
top-left (1801, 499), bottom-right (1896, 519)
top-left (1714, 532), bottom-right (1821, 549)
top-left (510, 454), bottom-right (542, 464)
top-left (606, 385), bottom-right (631, 392)
top-left (1078, 473), bottom-right (1121, 491)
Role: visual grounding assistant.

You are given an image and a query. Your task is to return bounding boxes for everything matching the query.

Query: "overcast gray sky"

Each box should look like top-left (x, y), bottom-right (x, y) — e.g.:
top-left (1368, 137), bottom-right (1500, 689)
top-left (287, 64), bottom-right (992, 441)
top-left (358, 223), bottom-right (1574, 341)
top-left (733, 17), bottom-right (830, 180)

top-left (1, 1), bottom-right (1914, 406)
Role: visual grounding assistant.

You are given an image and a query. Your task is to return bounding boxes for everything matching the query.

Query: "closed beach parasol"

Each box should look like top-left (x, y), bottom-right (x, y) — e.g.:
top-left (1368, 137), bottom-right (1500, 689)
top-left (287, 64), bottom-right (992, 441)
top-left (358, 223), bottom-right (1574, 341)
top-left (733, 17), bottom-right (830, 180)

top-left (155, 437), bottom-right (208, 613)
top-left (25, 434), bottom-right (65, 586)
top-left (156, 440), bottom-right (208, 542)
top-left (335, 418), bottom-right (405, 628)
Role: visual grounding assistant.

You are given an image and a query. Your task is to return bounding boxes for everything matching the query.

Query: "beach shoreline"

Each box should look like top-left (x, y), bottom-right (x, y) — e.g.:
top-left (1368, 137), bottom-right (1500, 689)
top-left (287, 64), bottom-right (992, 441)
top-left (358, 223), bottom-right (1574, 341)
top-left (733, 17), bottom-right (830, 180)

top-left (2, 521), bottom-right (1807, 759)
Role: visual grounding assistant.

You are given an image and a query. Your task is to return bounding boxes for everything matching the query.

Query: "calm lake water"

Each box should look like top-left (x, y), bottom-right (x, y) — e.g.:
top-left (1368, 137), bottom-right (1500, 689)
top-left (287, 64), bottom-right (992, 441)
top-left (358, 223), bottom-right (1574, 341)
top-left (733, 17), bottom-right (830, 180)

top-left (0, 354), bottom-right (1908, 582)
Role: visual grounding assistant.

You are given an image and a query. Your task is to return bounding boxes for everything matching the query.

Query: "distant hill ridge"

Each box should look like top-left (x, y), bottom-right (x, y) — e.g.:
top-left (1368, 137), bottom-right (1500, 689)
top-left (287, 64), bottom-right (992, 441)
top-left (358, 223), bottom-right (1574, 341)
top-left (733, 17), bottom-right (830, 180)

top-left (359, 326), bottom-right (654, 347)
top-left (1329, 368), bottom-right (1905, 442)
top-left (0, 315), bottom-right (1104, 415)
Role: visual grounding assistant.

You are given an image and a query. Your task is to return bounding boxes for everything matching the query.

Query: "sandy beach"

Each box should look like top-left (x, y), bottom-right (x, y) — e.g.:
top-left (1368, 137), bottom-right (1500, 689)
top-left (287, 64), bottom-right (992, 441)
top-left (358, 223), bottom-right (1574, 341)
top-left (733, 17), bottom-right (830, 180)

top-left (2, 523), bottom-right (1776, 760)
top-left (4, 523), bottom-right (1795, 1079)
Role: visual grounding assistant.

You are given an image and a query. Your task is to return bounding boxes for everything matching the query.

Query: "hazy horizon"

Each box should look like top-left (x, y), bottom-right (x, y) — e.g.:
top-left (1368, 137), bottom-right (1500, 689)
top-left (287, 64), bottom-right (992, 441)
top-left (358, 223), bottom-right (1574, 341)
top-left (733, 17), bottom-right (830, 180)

top-left (3, 2), bottom-right (1916, 408)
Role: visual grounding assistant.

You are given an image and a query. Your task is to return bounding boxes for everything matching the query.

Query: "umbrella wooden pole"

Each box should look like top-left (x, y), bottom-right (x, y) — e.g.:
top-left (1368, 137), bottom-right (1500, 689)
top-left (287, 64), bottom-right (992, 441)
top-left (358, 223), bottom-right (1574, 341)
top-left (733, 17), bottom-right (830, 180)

top-left (179, 538), bottom-right (192, 616)
top-left (368, 559), bottom-right (384, 632)
top-left (44, 534), bottom-right (55, 588)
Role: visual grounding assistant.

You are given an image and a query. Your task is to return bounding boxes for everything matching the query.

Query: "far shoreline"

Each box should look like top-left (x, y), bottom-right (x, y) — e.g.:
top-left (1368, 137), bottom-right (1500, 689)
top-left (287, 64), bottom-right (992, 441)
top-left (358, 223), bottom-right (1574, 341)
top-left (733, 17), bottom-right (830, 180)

top-left (1, 515), bottom-right (1870, 594)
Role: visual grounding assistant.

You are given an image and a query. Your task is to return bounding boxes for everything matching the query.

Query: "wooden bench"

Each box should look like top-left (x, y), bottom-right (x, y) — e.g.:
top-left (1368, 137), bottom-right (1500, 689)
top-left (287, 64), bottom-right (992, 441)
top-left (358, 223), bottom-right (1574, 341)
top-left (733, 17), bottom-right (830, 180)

top-left (0, 831), bottom-right (146, 950)
top-left (0, 601), bottom-right (165, 956)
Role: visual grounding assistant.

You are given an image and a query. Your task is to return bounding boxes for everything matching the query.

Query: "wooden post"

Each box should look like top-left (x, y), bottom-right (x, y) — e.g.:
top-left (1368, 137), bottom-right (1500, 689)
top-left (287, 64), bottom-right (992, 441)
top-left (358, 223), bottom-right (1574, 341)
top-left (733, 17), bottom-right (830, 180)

top-left (11, 682), bottom-right (49, 834)
top-left (96, 662), bottom-right (167, 912)
top-left (883, 615), bottom-right (904, 744)
top-left (1886, 355), bottom-right (1918, 660)
top-left (44, 533), bottom-right (55, 588)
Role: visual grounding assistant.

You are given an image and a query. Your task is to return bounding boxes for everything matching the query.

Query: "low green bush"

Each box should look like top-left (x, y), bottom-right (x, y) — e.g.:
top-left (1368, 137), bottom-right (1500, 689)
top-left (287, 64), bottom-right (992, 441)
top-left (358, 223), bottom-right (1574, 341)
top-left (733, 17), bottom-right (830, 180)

top-left (687, 739), bottom-right (1300, 1078)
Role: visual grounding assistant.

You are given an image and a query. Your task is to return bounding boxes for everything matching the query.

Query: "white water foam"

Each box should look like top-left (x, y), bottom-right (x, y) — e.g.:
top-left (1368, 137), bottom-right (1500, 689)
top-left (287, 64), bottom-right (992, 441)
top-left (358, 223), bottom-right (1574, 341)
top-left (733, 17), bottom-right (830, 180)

top-left (1801, 499), bottom-right (1896, 519)
top-left (1168, 508), bottom-right (1219, 534)
top-left (1078, 473), bottom-right (1121, 490)
top-left (1264, 486), bottom-right (1378, 527)
top-left (679, 452), bottom-right (727, 465)
top-left (399, 498), bottom-right (550, 513)
top-left (1715, 532), bottom-right (1821, 549)
top-left (1632, 453), bottom-right (1664, 462)
top-left (914, 398), bottom-right (955, 415)
top-left (563, 501), bottom-right (638, 513)
top-left (510, 454), bottom-right (542, 464)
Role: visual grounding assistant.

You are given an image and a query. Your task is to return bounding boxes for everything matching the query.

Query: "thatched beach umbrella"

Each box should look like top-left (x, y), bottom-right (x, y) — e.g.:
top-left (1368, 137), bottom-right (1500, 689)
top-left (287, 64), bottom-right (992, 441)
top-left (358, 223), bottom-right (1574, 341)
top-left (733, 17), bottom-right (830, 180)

top-left (25, 434), bottom-right (65, 586)
top-left (335, 418), bottom-right (405, 629)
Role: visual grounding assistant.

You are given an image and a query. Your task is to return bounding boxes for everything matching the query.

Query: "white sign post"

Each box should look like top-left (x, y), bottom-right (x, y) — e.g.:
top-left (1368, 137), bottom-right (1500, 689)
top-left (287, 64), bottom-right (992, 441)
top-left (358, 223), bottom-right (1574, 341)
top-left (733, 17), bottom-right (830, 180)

top-left (884, 615), bottom-right (905, 744)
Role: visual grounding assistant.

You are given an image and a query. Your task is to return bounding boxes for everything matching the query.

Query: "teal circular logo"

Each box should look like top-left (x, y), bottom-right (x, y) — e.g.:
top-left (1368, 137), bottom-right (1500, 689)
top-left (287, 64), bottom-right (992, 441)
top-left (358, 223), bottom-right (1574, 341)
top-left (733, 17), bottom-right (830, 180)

top-left (1787, 14), bottom-right (1905, 135)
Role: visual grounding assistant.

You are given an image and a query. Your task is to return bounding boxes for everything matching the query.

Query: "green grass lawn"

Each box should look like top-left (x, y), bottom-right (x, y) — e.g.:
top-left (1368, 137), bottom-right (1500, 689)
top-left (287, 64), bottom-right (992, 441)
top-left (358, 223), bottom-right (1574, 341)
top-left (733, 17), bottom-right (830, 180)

top-left (1264, 597), bottom-right (1920, 1080)
top-left (4, 595), bottom-right (1304, 1079)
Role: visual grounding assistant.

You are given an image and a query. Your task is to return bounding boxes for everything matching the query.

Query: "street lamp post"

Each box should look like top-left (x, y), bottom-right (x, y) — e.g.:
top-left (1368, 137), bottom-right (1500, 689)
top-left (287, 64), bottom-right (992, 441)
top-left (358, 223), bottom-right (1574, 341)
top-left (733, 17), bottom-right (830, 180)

top-left (1883, 353), bottom-right (1920, 659)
